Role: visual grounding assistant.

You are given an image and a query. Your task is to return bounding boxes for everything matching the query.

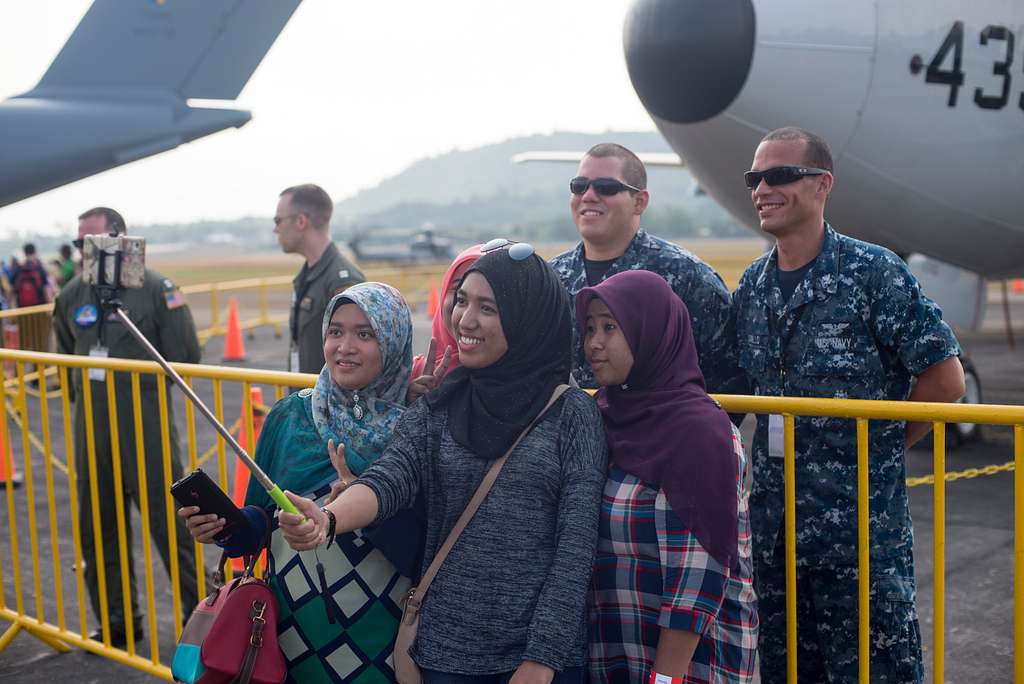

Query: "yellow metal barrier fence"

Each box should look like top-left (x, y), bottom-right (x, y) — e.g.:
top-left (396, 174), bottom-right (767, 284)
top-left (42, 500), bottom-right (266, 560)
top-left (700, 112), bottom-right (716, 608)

top-left (0, 266), bottom-right (448, 345)
top-left (0, 348), bottom-right (316, 679)
top-left (0, 349), bottom-right (1022, 682)
top-left (719, 394), bottom-right (1024, 684)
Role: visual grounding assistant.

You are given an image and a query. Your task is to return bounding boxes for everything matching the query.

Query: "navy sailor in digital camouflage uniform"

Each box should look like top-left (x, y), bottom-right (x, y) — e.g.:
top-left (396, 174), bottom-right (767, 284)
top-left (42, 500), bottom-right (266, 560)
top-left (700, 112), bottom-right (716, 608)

top-left (732, 127), bottom-right (965, 683)
top-left (548, 143), bottom-right (746, 398)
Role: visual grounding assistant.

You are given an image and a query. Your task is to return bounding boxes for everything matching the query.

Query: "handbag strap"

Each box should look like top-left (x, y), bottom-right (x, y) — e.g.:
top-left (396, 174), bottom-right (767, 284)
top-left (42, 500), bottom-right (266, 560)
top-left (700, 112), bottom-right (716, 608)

top-left (407, 384), bottom-right (569, 609)
top-left (213, 511), bottom-right (273, 588)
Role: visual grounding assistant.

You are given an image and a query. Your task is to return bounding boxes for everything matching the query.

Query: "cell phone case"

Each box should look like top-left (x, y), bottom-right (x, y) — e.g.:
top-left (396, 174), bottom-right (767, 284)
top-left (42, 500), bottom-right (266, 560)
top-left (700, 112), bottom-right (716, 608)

top-left (170, 470), bottom-right (245, 540)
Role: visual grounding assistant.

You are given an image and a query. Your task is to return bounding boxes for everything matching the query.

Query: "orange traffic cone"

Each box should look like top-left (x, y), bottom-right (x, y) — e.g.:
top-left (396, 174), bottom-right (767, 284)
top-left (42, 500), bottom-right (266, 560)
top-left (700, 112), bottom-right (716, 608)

top-left (231, 386), bottom-right (266, 571)
top-left (0, 399), bottom-right (20, 488)
top-left (222, 297), bottom-right (246, 362)
top-left (427, 284), bottom-right (440, 318)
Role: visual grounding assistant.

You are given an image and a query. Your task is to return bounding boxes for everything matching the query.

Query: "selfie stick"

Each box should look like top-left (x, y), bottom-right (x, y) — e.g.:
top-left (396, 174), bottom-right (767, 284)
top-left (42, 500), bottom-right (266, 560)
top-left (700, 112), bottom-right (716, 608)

top-left (108, 303), bottom-right (300, 515)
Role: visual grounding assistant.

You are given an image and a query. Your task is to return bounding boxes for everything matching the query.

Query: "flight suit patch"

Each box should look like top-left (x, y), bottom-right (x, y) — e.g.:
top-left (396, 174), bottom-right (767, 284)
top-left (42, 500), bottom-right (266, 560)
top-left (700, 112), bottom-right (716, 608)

top-left (338, 269), bottom-right (350, 280)
top-left (165, 290), bottom-right (187, 309)
top-left (74, 304), bottom-right (99, 328)
top-left (299, 296), bottom-right (313, 311)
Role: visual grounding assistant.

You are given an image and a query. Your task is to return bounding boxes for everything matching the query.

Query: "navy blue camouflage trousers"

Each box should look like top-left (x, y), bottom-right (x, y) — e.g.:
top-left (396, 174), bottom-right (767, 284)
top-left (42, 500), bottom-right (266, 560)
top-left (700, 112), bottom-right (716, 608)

top-left (755, 535), bottom-right (923, 683)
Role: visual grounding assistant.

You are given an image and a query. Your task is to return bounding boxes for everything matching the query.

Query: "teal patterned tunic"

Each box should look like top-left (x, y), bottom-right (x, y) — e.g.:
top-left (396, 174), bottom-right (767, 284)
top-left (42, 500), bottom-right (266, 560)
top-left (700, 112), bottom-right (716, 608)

top-left (243, 390), bottom-right (409, 683)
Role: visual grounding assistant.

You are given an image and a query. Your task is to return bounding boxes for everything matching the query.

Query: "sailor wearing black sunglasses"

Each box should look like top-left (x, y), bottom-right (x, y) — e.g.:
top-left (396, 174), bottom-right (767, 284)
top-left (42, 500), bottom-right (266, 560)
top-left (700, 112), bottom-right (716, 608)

top-left (733, 127), bottom-right (965, 684)
top-left (549, 143), bottom-right (747, 401)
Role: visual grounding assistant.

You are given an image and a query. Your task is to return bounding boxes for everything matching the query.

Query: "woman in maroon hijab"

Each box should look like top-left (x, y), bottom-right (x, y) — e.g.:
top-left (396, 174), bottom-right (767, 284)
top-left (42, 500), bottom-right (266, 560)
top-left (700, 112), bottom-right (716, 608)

top-left (577, 269), bottom-right (757, 684)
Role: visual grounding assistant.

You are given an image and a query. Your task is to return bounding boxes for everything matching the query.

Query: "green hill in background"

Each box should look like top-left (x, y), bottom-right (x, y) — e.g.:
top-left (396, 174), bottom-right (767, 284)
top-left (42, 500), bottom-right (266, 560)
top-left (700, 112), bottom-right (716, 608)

top-left (1, 130), bottom-right (748, 259)
top-left (335, 130), bottom-right (748, 242)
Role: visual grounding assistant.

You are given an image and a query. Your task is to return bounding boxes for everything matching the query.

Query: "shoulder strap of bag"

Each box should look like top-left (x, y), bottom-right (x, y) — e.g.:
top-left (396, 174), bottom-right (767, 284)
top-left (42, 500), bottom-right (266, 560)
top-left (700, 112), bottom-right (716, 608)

top-left (408, 384), bottom-right (569, 608)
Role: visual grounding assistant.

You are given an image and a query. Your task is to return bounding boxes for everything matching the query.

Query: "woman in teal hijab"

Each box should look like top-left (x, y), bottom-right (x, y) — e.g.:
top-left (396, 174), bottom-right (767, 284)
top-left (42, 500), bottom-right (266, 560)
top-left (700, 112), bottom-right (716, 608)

top-left (179, 283), bottom-right (419, 683)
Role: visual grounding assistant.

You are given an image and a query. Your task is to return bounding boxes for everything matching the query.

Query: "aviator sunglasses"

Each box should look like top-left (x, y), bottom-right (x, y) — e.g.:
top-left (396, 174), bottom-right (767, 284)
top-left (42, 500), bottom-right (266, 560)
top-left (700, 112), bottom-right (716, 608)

top-left (743, 166), bottom-right (830, 189)
top-left (481, 237), bottom-right (536, 261)
top-left (569, 176), bottom-right (642, 196)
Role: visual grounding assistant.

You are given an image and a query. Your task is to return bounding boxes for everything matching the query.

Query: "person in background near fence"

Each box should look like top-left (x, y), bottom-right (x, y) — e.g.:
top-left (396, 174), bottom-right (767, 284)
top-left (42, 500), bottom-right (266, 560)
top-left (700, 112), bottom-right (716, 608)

top-left (548, 143), bottom-right (745, 401)
top-left (53, 242), bottom-right (78, 288)
top-left (732, 127), bottom-right (965, 683)
top-left (275, 184), bottom-right (365, 374)
top-left (407, 243), bottom-right (485, 403)
top-left (182, 283), bottom-right (423, 682)
top-left (11, 242), bottom-right (56, 385)
top-left (12, 243), bottom-right (54, 308)
top-left (279, 245), bottom-right (607, 683)
top-left (53, 206), bottom-right (202, 648)
top-left (579, 270), bottom-right (757, 683)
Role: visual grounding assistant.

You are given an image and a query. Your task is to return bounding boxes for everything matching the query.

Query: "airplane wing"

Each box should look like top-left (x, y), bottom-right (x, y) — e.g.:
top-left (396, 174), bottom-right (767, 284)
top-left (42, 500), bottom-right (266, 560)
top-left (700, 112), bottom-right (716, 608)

top-left (0, 0), bottom-right (301, 208)
top-left (511, 151), bottom-right (685, 167)
top-left (28, 0), bottom-right (301, 101)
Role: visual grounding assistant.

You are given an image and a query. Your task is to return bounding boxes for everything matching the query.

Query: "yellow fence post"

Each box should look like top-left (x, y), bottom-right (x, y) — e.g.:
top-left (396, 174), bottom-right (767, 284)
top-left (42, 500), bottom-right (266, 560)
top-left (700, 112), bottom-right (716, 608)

top-left (210, 286), bottom-right (220, 336)
top-left (58, 365), bottom-right (88, 639)
top-left (213, 378), bottom-right (232, 582)
top-left (1, 369), bottom-right (23, 619)
top-left (1015, 424), bottom-right (1024, 684)
top-left (184, 377), bottom-right (206, 600)
top-left (784, 413), bottom-right (797, 684)
top-left (156, 380), bottom-right (183, 639)
top-left (37, 369), bottom-right (67, 634)
top-left (933, 421), bottom-right (946, 684)
top-left (15, 364), bottom-right (44, 625)
top-left (80, 367), bottom-right (112, 647)
top-left (857, 418), bottom-right (870, 684)
top-left (130, 373), bottom-right (161, 665)
top-left (105, 375), bottom-right (136, 654)
top-left (259, 280), bottom-right (269, 326)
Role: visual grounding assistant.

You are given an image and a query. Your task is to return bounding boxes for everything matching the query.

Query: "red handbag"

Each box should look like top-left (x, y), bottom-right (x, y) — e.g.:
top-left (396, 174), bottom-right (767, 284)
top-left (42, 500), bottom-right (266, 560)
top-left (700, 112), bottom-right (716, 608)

top-left (174, 541), bottom-right (287, 684)
top-left (198, 572), bottom-right (286, 684)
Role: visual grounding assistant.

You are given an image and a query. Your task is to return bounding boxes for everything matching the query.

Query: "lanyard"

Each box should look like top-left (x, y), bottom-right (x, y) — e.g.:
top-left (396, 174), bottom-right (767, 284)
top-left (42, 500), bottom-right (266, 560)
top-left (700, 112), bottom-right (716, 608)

top-left (769, 297), bottom-right (808, 395)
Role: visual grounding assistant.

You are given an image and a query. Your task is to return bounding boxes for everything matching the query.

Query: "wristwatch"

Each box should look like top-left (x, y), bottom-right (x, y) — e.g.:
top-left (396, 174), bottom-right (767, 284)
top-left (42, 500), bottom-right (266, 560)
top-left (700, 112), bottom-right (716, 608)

top-left (321, 506), bottom-right (337, 547)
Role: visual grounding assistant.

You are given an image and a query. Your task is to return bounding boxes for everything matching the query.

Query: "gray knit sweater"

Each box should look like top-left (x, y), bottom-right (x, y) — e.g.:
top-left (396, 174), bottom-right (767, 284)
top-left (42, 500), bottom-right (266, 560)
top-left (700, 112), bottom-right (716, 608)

top-left (358, 388), bottom-right (607, 675)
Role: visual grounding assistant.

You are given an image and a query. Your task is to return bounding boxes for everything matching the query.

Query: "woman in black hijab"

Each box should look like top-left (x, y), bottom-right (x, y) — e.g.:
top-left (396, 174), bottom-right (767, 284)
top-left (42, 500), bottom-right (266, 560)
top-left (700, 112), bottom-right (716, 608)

top-left (279, 244), bottom-right (608, 684)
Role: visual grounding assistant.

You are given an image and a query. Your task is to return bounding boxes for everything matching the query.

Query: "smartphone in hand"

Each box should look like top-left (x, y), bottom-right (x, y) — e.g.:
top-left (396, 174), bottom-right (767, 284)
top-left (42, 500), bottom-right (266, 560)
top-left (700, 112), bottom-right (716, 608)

top-left (170, 470), bottom-right (245, 542)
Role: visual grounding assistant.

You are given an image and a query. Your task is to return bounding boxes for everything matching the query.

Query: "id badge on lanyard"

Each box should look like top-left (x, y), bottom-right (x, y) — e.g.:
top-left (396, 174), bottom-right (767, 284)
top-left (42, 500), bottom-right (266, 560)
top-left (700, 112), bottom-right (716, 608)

top-left (769, 303), bottom-right (803, 459)
top-left (88, 345), bottom-right (108, 382)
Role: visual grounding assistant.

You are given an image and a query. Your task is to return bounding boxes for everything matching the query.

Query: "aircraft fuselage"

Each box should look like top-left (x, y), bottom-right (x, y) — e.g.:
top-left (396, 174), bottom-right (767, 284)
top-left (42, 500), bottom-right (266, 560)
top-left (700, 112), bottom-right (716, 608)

top-left (625, 0), bottom-right (1024, 279)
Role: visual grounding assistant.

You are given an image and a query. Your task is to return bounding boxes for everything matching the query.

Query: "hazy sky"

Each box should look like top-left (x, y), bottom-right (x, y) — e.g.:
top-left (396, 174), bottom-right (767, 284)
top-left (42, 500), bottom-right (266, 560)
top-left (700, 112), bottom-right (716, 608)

top-left (0, 0), bottom-right (656, 237)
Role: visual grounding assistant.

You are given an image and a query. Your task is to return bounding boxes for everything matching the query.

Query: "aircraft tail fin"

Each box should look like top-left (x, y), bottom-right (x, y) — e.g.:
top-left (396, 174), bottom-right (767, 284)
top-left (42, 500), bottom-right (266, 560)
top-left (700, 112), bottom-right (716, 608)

top-left (29, 0), bottom-right (301, 100)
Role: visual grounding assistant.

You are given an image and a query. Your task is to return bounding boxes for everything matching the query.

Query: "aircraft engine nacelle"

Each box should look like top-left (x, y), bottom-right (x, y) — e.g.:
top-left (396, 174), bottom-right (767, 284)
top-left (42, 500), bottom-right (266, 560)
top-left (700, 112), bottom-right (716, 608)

top-left (624, 0), bottom-right (1024, 280)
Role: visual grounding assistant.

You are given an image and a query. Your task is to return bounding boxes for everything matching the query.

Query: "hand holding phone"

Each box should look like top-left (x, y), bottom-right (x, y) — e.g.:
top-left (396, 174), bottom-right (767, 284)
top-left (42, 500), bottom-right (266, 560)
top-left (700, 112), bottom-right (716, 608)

top-left (170, 470), bottom-right (244, 543)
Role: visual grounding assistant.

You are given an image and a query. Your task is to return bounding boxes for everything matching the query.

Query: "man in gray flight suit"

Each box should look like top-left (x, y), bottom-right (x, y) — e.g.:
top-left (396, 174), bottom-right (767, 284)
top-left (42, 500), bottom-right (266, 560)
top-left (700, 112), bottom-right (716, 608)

top-left (54, 206), bottom-right (201, 646)
top-left (732, 128), bottom-right (966, 683)
top-left (274, 184), bottom-right (364, 374)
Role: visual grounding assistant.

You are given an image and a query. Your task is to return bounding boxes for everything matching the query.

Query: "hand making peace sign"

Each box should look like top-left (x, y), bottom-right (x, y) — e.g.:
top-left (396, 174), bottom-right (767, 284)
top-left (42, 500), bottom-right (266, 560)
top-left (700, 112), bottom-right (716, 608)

top-left (326, 438), bottom-right (355, 504)
top-left (406, 337), bottom-right (452, 405)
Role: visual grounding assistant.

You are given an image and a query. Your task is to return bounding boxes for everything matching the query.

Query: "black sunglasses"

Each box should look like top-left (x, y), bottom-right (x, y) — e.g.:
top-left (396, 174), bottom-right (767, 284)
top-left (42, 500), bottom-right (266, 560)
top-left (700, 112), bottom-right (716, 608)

top-left (743, 166), bottom-right (829, 189)
top-left (569, 176), bottom-right (642, 196)
top-left (73, 231), bottom-right (121, 250)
